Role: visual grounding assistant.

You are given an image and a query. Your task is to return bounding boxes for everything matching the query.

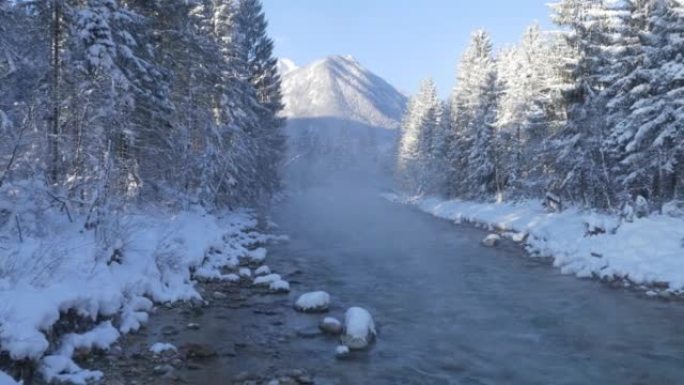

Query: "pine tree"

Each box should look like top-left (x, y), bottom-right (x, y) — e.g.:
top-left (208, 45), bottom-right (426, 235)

top-left (397, 79), bottom-right (440, 194)
top-left (548, 0), bottom-right (620, 208)
top-left (607, 0), bottom-right (684, 207)
top-left (448, 30), bottom-right (500, 199)
top-left (235, 0), bottom-right (286, 198)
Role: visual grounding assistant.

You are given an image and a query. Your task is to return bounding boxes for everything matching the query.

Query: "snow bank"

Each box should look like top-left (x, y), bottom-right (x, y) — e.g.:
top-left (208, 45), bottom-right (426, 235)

top-left (342, 307), bottom-right (376, 350)
top-left (0, 184), bottom-right (275, 381)
top-left (385, 193), bottom-right (684, 293)
top-left (294, 291), bottom-right (330, 312)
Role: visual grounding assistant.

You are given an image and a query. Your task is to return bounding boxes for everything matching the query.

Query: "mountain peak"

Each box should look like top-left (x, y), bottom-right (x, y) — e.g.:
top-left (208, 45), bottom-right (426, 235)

top-left (281, 55), bottom-right (407, 129)
top-left (277, 58), bottom-right (298, 76)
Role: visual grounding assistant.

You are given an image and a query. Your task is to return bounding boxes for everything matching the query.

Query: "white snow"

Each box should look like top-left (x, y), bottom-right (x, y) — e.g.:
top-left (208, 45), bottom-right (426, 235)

top-left (281, 55), bottom-right (407, 129)
top-left (386, 193), bottom-right (684, 292)
top-left (269, 279), bottom-right (290, 293)
top-left (40, 355), bottom-right (102, 385)
top-left (246, 248), bottom-right (268, 263)
top-left (482, 233), bottom-right (501, 247)
top-left (238, 267), bottom-right (252, 278)
top-left (342, 307), bottom-right (376, 350)
top-left (335, 345), bottom-right (350, 358)
top-left (254, 265), bottom-right (271, 276)
top-left (0, 190), bottom-right (270, 382)
top-left (294, 291), bottom-right (331, 312)
top-left (0, 371), bottom-right (20, 385)
top-left (276, 58), bottom-right (298, 76)
top-left (253, 273), bottom-right (282, 286)
top-left (149, 343), bottom-right (177, 355)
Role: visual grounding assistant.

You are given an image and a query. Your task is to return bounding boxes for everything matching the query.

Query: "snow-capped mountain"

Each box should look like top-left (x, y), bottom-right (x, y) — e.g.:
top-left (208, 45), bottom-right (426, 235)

top-left (277, 58), bottom-right (298, 76)
top-left (279, 55), bottom-right (407, 186)
top-left (280, 55), bottom-right (407, 129)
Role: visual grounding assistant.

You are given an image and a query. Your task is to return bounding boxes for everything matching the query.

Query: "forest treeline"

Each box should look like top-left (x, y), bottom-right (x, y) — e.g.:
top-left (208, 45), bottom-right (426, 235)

top-left (397, 0), bottom-right (683, 214)
top-left (0, 0), bottom-right (284, 217)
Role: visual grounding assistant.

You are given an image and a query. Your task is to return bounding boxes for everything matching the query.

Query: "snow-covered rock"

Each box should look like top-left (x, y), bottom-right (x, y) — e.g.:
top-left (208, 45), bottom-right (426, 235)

top-left (482, 234), bottom-right (501, 247)
top-left (253, 274), bottom-right (282, 287)
top-left (238, 268), bottom-right (252, 279)
top-left (254, 265), bottom-right (271, 276)
top-left (150, 343), bottom-right (177, 355)
top-left (246, 248), bottom-right (268, 264)
top-left (335, 345), bottom-right (350, 359)
top-left (319, 317), bottom-right (343, 335)
top-left (341, 307), bottom-right (376, 350)
top-left (269, 280), bottom-right (290, 294)
top-left (294, 291), bottom-right (331, 313)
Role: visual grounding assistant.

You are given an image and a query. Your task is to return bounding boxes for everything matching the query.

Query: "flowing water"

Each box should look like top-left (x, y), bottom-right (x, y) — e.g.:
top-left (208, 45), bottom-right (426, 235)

top-left (133, 175), bottom-right (684, 385)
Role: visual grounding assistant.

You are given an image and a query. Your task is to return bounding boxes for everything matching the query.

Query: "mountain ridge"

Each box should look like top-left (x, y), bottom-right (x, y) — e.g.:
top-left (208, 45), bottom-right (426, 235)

top-left (280, 55), bottom-right (407, 130)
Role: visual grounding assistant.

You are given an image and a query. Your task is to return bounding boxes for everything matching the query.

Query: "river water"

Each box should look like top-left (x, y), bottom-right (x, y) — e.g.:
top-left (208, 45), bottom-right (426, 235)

top-left (262, 177), bottom-right (684, 385)
top-left (140, 175), bottom-right (684, 385)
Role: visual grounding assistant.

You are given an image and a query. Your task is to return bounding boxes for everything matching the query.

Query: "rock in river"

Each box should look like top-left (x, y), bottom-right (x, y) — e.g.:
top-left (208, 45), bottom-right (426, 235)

top-left (294, 291), bottom-right (331, 313)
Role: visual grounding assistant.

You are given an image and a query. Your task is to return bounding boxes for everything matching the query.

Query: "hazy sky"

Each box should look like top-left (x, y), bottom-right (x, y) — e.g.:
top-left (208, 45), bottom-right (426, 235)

top-left (262, 0), bottom-right (554, 97)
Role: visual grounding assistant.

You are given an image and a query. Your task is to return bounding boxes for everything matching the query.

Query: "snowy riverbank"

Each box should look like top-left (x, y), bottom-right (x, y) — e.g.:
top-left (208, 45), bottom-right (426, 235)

top-left (385, 193), bottom-right (684, 295)
top-left (0, 200), bottom-right (281, 384)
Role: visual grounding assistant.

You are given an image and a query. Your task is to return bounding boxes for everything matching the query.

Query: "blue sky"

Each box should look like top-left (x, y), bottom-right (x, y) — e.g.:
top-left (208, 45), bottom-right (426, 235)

top-left (262, 0), bottom-right (554, 97)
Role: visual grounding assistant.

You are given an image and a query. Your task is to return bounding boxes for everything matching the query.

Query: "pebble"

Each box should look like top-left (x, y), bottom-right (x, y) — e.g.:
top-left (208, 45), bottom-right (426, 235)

top-left (212, 291), bottom-right (228, 300)
top-left (319, 317), bottom-right (343, 335)
top-left (152, 364), bottom-right (174, 375)
top-left (187, 322), bottom-right (200, 330)
top-left (335, 345), bottom-right (351, 359)
top-left (161, 325), bottom-right (179, 336)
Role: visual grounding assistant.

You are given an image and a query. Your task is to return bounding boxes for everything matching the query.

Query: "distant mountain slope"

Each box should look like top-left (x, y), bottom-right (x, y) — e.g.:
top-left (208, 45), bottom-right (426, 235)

top-left (279, 55), bottom-right (407, 187)
top-left (280, 55), bottom-right (407, 130)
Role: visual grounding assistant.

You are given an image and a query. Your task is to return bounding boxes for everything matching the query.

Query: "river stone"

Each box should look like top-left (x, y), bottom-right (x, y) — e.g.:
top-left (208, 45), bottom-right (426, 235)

top-left (212, 291), bottom-right (228, 300)
top-left (153, 364), bottom-right (174, 375)
top-left (161, 325), bottom-right (179, 336)
top-left (269, 279), bottom-right (290, 293)
top-left (482, 233), bottom-right (501, 247)
top-left (319, 317), bottom-right (343, 335)
top-left (294, 291), bottom-right (331, 313)
top-left (179, 343), bottom-right (217, 360)
top-left (186, 322), bottom-right (200, 330)
top-left (342, 307), bottom-right (376, 350)
top-left (335, 345), bottom-right (351, 359)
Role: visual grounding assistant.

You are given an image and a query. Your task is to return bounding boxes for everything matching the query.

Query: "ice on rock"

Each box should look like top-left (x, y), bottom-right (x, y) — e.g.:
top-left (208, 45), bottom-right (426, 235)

top-left (481, 233), bottom-right (501, 247)
top-left (253, 274), bottom-right (282, 286)
top-left (150, 343), bottom-right (177, 355)
top-left (294, 291), bottom-right (331, 313)
top-left (342, 307), bottom-right (376, 350)
top-left (254, 265), bottom-right (271, 276)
